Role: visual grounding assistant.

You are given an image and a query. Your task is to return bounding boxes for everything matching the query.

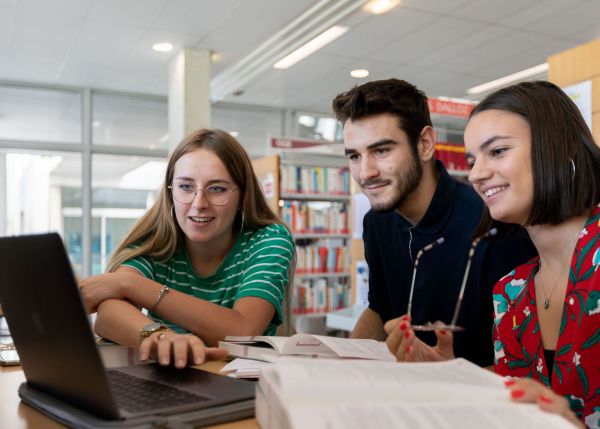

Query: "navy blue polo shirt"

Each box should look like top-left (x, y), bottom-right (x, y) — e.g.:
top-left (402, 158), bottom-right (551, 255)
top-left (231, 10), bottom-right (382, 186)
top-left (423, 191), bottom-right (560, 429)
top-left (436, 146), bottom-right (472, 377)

top-left (364, 161), bottom-right (536, 366)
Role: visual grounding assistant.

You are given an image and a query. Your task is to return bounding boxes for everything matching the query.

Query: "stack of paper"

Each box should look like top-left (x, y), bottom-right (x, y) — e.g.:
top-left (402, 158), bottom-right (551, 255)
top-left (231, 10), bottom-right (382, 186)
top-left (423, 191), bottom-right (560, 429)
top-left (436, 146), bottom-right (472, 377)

top-left (256, 358), bottom-right (576, 429)
top-left (220, 358), bottom-right (271, 379)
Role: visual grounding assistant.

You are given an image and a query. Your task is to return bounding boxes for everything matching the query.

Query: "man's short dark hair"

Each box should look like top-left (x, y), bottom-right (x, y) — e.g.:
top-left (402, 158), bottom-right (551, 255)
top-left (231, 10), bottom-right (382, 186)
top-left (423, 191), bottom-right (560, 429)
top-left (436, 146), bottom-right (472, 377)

top-left (472, 80), bottom-right (600, 236)
top-left (332, 78), bottom-right (432, 148)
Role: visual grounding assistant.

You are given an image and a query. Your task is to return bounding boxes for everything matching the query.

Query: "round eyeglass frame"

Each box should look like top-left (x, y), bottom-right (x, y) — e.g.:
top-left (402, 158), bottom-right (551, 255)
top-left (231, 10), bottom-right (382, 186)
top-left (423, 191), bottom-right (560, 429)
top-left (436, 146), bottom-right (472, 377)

top-left (168, 185), bottom-right (239, 206)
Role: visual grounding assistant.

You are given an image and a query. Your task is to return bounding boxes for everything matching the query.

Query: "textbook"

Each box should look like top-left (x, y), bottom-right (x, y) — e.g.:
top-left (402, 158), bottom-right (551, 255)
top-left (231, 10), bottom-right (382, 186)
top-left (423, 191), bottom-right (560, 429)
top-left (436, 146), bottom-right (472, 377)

top-left (256, 358), bottom-right (576, 429)
top-left (218, 334), bottom-right (395, 362)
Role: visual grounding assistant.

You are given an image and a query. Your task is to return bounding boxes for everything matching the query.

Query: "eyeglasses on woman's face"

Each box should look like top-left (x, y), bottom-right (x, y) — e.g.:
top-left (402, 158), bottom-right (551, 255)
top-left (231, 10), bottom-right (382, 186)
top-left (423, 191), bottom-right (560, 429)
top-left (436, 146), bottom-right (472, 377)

top-left (169, 183), bottom-right (239, 206)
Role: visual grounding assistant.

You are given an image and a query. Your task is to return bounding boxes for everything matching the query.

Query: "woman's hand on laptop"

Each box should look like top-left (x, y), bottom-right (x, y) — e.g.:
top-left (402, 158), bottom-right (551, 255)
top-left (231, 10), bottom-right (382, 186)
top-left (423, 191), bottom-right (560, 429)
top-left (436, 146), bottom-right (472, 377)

top-left (139, 331), bottom-right (228, 369)
top-left (384, 315), bottom-right (455, 362)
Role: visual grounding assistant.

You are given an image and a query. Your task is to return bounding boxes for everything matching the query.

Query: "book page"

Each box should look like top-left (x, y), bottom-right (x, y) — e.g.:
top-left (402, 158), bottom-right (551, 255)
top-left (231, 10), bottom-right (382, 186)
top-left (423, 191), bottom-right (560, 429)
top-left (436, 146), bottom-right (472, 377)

top-left (224, 335), bottom-right (289, 353)
top-left (286, 402), bottom-right (576, 429)
top-left (279, 334), bottom-right (341, 357)
top-left (258, 360), bottom-right (576, 429)
top-left (272, 358), bottom-right (502, 395)
top-left (279, 334), bottom-right (394, 360)
top-left (313, 335), bottom-right (395, 361)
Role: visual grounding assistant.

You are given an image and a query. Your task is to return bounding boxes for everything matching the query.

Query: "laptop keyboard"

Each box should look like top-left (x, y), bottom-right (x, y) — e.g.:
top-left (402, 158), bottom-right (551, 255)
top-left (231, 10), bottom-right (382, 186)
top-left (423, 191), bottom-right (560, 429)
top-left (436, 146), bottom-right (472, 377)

top-left (106, 369), bottom-right (208, 414)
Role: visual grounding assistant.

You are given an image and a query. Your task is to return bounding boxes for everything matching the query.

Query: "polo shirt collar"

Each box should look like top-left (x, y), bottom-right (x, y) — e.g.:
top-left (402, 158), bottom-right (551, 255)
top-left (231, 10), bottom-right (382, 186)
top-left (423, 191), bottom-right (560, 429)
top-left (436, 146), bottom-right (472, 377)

top-left (394, 160), bottom-right (456, 234)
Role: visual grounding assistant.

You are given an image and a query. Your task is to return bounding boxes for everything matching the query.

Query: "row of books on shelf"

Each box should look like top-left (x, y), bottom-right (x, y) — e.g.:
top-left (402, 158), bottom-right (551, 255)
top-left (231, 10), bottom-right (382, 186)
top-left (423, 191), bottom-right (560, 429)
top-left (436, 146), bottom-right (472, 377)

top-left (291, 278), bottom-right (350, 315)
top-left (280, 165), bottom-right (350, 195)
top-left (295, 240), bottom-right (349, 274)
top-left (435, 142), bottom-right (469, 171)
top-left (281, 201), bottom-right (349, 235)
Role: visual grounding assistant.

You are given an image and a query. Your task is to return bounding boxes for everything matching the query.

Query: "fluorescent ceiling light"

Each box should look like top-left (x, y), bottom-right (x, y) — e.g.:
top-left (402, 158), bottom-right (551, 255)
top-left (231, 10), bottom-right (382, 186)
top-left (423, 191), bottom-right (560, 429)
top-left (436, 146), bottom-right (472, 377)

top-left (364, 0), bottom-right (401, 14)
top-left (152, 42), bottom-right (173, 52)
top-left (350, 69), bottom-right (370, 78)
top-left (273, 25), bottom-right (349, 69)
top-left (466, 63), bottom-right (548, 95)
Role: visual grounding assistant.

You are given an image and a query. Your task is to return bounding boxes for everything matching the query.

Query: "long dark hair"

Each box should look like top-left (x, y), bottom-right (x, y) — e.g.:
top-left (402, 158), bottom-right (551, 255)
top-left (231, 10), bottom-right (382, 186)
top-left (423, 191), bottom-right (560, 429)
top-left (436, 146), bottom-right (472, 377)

top-left (471, 81), bottom-right (600, 237)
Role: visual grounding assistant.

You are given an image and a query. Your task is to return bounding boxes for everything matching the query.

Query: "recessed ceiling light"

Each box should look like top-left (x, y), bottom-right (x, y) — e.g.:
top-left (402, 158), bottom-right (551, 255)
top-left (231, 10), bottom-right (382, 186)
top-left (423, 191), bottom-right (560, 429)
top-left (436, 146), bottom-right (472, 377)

top-left (92, 121), bottom-right (101, 127)
top-left (350, 69), bottom-right (370, 78)
top-left (152, 42), bottom-right (173, 52)
top-left (211, 52), bottom-right (222, 63)
top-left (364, 0), bottom-right (401, 15)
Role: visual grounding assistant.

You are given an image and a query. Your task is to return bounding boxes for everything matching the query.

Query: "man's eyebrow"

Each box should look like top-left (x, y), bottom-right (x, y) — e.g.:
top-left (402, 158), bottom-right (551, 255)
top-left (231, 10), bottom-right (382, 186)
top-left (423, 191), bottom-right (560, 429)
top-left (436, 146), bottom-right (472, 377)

top-left (465, 135), bottom-right (511, 158)
top-left (366, 139), bottom-right (396, 150)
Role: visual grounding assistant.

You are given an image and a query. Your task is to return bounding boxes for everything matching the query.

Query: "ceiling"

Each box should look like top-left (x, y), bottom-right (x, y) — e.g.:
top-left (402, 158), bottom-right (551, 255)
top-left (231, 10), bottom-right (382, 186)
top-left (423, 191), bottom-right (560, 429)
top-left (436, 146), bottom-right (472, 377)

top-left (1, 0), bottom-right (600, 114)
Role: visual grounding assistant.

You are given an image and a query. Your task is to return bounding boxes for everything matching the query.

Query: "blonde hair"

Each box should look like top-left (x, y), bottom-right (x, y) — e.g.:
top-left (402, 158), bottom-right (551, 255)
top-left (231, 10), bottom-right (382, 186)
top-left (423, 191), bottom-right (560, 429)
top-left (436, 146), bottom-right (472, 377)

top-left (107, 129), bottom-right (282, 272)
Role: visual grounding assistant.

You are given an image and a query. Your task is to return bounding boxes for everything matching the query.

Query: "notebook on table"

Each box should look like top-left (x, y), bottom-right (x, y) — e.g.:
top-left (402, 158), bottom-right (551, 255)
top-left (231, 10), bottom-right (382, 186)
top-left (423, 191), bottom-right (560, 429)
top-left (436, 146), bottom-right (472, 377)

top-left (0, 233), bottom-right (255, 429)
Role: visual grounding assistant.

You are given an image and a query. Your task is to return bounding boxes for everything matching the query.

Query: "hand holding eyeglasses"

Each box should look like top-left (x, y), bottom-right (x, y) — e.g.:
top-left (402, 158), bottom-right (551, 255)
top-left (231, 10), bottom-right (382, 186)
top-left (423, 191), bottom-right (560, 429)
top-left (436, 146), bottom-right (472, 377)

top-left (407, 228), bottom-right (497, 333)
top-left (384, 315), bottom-right (455, 362)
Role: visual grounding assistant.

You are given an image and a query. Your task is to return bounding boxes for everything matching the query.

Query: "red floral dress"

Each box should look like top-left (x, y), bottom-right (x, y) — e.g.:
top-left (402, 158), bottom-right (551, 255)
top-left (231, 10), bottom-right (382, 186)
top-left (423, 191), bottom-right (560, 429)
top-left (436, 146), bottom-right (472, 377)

top-left (493, 204), bottom-right (600, 428)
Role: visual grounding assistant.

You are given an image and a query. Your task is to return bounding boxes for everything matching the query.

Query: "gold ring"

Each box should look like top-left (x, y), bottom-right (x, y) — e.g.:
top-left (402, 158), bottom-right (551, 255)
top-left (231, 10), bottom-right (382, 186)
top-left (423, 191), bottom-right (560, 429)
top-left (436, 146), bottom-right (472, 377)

top-left (157, 333), bottom-right (165, 340)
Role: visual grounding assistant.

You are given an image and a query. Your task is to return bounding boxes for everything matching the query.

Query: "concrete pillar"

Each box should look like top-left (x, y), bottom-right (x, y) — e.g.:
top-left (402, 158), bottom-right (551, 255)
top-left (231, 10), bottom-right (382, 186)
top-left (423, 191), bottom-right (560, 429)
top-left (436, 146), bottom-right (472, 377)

top-left (168, 48), bottom-right (211, 153)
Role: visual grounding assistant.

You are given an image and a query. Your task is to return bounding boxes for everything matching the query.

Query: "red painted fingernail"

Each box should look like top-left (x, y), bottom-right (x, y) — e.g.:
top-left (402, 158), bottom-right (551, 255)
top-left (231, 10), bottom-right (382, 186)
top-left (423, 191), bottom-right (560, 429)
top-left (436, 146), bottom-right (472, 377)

top-left (404, 331), bottom-right (410, 339)
top-left (511, 389), bottom-right (525, 399)
top-left (539, 395), bottom-right (553, 404)
top-left (504, 380), bottom-right (516, 387)
top-left (406, 345), bottom-right (412, 353)
top-left (400, 315), bottom-right (409, 321)
top-left (439, 330), bottom-right (446, 335)
top-left (399, 322), bottom-right (407, 331)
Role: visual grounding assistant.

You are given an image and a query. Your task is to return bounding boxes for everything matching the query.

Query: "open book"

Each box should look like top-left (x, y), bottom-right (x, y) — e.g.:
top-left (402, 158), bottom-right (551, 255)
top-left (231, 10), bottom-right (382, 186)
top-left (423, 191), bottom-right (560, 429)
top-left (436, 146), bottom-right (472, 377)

top-left (218, 334), bottom-right (395, 362)
top-left (256, 358), bottom-right (576, 429)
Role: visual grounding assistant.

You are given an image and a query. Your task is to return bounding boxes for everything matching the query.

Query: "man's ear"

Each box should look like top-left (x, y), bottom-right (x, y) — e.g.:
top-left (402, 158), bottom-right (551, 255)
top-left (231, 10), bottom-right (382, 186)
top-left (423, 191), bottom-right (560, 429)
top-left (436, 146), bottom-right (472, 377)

top-left (418, 125), bottom-right (436, 162)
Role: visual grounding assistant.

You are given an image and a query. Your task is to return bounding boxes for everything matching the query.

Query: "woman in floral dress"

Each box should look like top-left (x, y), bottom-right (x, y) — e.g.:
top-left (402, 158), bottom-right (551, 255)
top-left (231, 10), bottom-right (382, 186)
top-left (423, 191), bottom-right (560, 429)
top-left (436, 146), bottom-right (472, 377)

top-left (464, 81), bottom-right (600, 428)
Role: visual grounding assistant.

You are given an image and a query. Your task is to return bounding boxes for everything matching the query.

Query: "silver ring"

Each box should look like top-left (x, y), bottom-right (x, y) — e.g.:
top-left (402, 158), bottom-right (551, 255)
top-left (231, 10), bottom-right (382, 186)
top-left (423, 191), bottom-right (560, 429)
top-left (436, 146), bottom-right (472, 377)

top-left (157, 333), bottom-right (165, 341)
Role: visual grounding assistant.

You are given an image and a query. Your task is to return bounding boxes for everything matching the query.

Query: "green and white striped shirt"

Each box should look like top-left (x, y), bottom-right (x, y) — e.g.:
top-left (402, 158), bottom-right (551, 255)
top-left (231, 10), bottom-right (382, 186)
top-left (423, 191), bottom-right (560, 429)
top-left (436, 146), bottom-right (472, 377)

top-left (122, 223), bottom-right (294, 336)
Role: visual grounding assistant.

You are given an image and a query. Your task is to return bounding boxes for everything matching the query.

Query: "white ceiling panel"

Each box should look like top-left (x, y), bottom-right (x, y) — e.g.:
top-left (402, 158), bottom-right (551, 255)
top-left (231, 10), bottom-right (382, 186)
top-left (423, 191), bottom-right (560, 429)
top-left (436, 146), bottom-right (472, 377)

top-left (153, 0), bottom-right (239, 35)
top-left (525, 0), bottom-right (600, 39)
top-left (498, 0), bottom-right (586, 30)
top-left (196, 0), bottom-right (317, 46)
top-left (57, 62), bottom-right (116, 88)
top-left (400, 0), bottom-right (470, 14)
top-left (85, 0), bottom-right (166, 28)
top-left (250, 52), bottom-right (355, 91)
top-left (410, 25), bottom-right (511, 70)
top-left (1, 0), bottom-right (600, 113)
top-left (569, 24), bottom-right (600, 45)
top-left (449, 0), bottom-right (542, 23)
top-left (0, 5), bottom-right (15, 56)
top-left (472, 39), bottom-right (576, 80)
top-left (369, 15), bottom-right (486, 64)
top-left (6, 55), bottom-right (65, 83)
top-left (322, 8), bottom-right (438, 59)
top-left (437, 30), bottom-right (552, 75)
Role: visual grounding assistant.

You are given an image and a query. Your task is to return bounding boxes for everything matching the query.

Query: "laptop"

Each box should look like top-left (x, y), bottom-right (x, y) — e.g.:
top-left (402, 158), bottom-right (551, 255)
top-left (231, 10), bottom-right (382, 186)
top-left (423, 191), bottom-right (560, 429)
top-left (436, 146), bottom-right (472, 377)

top-left (0, 233), bottom-right (256, 429)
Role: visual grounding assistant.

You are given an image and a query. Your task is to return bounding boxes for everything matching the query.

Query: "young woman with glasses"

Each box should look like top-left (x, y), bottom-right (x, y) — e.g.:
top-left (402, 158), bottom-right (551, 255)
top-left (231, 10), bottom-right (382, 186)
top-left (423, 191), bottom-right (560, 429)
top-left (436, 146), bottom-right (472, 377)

top-left (80, 129), bottom-right (295, 368)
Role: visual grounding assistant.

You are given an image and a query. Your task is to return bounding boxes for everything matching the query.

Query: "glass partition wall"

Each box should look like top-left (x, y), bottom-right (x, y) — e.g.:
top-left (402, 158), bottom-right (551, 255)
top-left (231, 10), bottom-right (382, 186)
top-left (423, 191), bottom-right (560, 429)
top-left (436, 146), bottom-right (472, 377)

top-left (0, 83), bottom-right (169, 277)
top-left (0, 82), bottom-right (289, 277)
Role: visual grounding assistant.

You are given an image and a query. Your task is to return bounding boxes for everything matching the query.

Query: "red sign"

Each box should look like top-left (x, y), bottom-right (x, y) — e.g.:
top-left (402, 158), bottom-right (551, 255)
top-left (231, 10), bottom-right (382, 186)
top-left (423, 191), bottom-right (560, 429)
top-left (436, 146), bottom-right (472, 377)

top-left (428, 98), bottom-right (475, 117)
top-left (271, 137), bottom-right (335, 149)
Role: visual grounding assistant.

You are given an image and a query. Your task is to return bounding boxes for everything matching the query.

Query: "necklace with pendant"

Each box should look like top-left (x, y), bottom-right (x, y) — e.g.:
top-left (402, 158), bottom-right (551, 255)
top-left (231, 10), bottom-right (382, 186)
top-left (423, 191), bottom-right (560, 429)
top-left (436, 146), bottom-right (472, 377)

top-left (537, 229), bottom-right (581, 310)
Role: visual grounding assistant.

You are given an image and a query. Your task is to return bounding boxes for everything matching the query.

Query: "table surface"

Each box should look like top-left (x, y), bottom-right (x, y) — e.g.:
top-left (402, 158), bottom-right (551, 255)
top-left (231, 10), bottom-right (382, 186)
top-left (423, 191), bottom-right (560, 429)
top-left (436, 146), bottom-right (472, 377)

top-left (0, 345), bottom-right (259, 429)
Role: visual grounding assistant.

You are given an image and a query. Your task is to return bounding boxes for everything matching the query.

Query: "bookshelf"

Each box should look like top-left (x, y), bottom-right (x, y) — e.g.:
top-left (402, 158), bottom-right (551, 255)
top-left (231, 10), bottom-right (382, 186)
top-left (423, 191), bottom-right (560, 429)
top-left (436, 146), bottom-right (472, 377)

top-left (253, 151), bottom-right (352, 323)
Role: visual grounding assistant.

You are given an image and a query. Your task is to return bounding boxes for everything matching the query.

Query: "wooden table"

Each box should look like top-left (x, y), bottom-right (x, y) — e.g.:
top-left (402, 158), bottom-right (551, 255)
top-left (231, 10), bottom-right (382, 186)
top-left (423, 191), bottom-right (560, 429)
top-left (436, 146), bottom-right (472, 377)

top-left (0, 345), bottom-right (259, 429)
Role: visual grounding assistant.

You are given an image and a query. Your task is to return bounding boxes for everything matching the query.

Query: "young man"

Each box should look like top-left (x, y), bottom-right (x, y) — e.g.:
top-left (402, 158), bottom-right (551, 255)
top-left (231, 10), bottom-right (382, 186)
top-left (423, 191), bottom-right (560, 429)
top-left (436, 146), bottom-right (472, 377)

top-left (332, 79), bottom-right (536, 366)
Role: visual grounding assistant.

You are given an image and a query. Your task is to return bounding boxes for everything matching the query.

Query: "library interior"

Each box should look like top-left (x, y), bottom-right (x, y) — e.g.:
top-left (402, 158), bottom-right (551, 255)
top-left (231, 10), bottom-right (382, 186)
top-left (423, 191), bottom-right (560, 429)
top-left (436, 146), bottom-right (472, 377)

top-left (1, 1), bottom-right (599, 428)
